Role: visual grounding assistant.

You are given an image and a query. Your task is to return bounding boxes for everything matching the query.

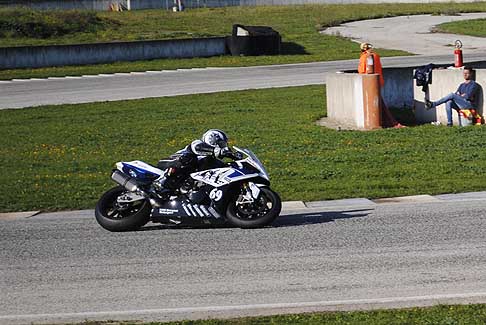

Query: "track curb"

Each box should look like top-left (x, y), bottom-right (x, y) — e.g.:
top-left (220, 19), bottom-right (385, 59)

top-left (2, 191), bottom-right (486, 220)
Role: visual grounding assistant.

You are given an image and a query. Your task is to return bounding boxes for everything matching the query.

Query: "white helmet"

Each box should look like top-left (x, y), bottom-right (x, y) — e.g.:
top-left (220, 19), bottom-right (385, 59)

top-left (201, 129), bottom-right (228, 147)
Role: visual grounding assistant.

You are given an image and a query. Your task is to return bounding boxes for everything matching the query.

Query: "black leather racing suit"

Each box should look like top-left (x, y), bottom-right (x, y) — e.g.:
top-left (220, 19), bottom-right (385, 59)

top-left (159, 140), bottom-right (228, 190)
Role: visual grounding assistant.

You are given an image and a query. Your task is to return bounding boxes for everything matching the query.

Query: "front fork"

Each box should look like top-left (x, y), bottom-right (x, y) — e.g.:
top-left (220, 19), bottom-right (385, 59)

top-left (211, 181), bottom-right (266, 216)
top-left (237, 182), bottom-right (261, 206)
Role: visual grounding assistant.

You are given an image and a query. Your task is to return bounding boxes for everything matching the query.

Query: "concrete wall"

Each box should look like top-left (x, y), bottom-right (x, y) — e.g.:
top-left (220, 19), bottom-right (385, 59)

top-left (340, 67), bottom-right (415, 110)
top-left (130, 0), bottom-right (243, 9)
top-left (347, 61), bottom-right (486, 111)
top-left (0, 37), bottom-right (227, 69)
top-left (326, 72), bottom-right (381, 129)
top-left (0, 0), bottom-right (479, 10)
top-left (327, 73), bottom-right (362, 127)
top-left (414, 68), bottom-right (486, 125)
top-left (383, 68), bottom-right (414, 109)
top-left (0, 0), bottom-right (126, 10)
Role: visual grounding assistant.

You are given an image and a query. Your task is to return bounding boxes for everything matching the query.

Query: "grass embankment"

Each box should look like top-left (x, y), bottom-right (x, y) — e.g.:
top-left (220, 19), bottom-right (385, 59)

top-left (2, 3), bottom-right (486, 79)
top-left (0, 9), bottom-right (120, 40)
top-left (81, 304), bottom-right (486, 324)
top-left (2, 85), bottom-right (486, 212)
top-left (438, 18), bottom-right (486, 37)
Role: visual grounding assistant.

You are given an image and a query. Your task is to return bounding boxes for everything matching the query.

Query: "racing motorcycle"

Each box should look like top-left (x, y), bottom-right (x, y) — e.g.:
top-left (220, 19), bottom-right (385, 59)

top-left (95, 147), bottom-right (281, 231)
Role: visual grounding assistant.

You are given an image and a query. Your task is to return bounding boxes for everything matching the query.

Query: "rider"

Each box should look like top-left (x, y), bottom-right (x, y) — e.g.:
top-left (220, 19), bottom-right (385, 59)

top-left (158, 129), bottom-right (237, 190)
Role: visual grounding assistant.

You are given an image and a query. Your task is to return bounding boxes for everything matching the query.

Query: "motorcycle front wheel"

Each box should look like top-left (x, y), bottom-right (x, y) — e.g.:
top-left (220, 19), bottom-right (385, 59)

top-left (226, 187), bottom-right (281, 229)
top-left (95, 186), bottom-right (151, 232)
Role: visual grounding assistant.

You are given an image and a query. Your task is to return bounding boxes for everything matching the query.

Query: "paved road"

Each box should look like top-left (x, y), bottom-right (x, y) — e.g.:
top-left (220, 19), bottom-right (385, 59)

top-left (1, 53), bottom-right (486, 110)
top-left (2, 193), bottom-right (486, 324)
top-left (324, 13), bottom-right (486, 55)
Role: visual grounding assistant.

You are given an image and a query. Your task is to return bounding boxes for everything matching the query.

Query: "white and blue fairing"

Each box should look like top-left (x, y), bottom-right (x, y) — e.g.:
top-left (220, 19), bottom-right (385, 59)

top-left (190, 147), bottom-right (269, 187)
top-left (116, 161), bottom-right (163, 181)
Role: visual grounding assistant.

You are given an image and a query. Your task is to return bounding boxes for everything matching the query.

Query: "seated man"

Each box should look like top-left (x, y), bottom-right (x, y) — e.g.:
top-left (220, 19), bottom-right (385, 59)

top-left (425, 67), bottom-right (479, 126)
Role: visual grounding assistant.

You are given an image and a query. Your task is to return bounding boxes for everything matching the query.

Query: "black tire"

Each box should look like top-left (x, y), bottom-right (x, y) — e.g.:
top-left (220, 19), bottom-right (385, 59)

top-left (226, 187), bottom-right (281, 229)
top-left (95, 186), bottom-right (151, 232)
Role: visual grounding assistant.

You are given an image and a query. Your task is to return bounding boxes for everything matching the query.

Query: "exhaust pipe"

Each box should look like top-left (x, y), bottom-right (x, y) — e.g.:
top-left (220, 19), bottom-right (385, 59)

top-left (111, 170), bottom-right (140, 192)
top-left (111, 170), bottom-right (164, 207)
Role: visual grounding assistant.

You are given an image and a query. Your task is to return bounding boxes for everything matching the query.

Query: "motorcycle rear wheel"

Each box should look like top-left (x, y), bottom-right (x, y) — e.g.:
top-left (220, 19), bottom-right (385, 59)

top-left (226, 187), bottom-right (281, 228)
top-left (95, 186), bottom-right (151, 232)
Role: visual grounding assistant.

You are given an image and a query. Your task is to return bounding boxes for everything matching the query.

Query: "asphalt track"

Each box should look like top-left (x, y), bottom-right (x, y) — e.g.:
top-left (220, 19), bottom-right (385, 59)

top-left (1, 193), bottom-right (486, 324)
top-left (324, 13), bottom-right (486, 55)
top-left (1, 53), bottom-right (486, 110)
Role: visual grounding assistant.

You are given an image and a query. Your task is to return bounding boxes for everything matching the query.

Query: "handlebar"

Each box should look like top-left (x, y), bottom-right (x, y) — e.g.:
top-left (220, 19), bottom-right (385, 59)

top-left (220, 147), bottom-right (243, 160)
top-left (229, 151), bottom-right (244, 160)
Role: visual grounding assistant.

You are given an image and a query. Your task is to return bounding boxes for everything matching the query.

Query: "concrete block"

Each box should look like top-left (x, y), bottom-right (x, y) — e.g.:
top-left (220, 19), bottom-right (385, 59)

top-left (414, 68), bottom-right (485, 125)
top-left (326, 72), bottom-right (381, 130)
top-left (382, 68), bottom-right (414, 109)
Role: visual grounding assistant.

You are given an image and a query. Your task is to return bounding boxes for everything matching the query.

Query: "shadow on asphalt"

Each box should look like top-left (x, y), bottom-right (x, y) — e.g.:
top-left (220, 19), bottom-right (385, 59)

top-left (137, 208), bottom-right (372, 231)
top-left (273, 208), bottom-right (372, 227)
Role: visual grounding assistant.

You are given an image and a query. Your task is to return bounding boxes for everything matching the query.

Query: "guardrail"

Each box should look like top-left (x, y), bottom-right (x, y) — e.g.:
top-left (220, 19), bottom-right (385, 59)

top-left (0, 37), bottom-right (228, 69)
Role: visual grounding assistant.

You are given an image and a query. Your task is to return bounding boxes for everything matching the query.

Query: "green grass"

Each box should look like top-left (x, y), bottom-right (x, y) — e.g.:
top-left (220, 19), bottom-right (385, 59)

top-left (3, 3), bottom-right (486, 47)
top-left (2, 85), bottom-right (486, 212)
top-left (0, 8), bottom-right (119, 39)
top-left (2, 3), bottom-right (486, 79)
top-left (438, 18), bottom-right (486, 37)
top-left (80, 304), bottom-right (486, 324)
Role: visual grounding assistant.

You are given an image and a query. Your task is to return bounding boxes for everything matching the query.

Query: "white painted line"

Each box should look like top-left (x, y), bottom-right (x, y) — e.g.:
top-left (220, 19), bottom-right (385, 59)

top-left (0, 80), bottom-right (12, 83)
top-left (97, 74), bottom-right (116, 77)
top-left (11, 79), bottom-right (30, 82)
top-left (113, 73), bottom-right (132, 76)
top-left (65, 76), bottom-right (83, 79)
top-left (29, 78), bottom-right (48, 81)
top-left (47, 77), bottom-right (67, 80)
top-left (145, 70), bottom-right (164, 74)
top-left (81, 75), bottom-right (101, 78)
top-left (2, 292), bottom-right (486, 322)
top-left (129, 72), bottom-right (146, 75)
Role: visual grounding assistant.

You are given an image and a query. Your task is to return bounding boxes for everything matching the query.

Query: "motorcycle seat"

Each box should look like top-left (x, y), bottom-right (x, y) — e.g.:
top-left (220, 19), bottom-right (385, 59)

top-left (157, 159), bottom-right (182, 170)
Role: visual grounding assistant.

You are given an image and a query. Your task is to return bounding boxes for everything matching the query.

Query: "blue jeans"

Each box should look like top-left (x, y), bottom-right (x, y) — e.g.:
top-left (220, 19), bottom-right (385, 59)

top-left (433, 93), bottom-right (472, 125)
